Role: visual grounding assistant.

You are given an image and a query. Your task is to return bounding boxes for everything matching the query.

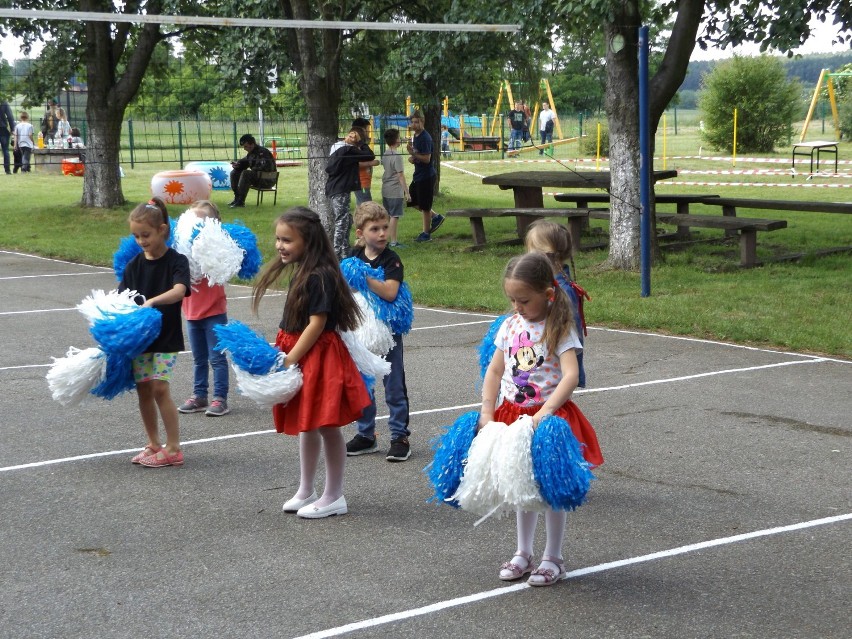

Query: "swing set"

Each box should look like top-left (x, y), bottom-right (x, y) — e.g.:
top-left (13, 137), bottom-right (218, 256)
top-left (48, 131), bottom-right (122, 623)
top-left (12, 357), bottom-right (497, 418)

top-left (800, 68), bottom-right (852, 141)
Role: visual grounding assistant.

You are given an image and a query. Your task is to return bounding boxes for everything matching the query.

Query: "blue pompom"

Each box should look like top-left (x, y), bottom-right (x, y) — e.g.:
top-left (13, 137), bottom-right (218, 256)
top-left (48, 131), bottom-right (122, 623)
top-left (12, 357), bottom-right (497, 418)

top-left (340, 257), bottom-right (414, 334)
top-left (90, 352), bottom-right (135, 400)
top-left (213, 321), bottom-right (282, 375)
top-left (223, 221), bottom-right (262, 280)
top-left (478, 314), bottom-right (509, 379)
top-left (532, 415), bottom-right (594, 511)
top-left (90, 307), bottom-right (162, 358)
top-left (112, 236), bottom-right (142, 282)
top-left (426, 411), bottom-right (480, 507)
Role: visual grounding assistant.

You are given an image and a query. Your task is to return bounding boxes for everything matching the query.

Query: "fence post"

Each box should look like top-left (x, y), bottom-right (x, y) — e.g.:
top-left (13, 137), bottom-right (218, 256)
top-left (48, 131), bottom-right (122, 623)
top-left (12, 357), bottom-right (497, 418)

top-left (128, 118), bottom-right (135, 169)
top-left (233, 121), bottom-right (238, 160)
top-left (178, 120), bottom-right (184, 167)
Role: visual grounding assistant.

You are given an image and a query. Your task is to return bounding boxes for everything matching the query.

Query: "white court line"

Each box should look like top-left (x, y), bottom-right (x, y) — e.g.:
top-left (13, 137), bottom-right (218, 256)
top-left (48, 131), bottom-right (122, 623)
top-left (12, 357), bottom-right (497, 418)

top-left (291, 513), bottom-right (852, 639)
top-left (0, 358), bottom-right (833, 473)
top-left (0, 250), bottom-right (113, 267)
top-left (0, 271), bottom-right (107, 280)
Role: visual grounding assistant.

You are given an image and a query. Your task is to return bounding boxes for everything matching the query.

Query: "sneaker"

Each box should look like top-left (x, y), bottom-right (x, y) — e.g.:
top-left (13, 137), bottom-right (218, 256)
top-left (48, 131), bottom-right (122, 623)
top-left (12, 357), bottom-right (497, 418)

top-left (429, 214), bottom-right (445, 234)
top-left (386, 437), bottom-right (411, 462)
top-left (205, 397), bottom-right (230, 416)
top-left (346, 434), bottom-right (379, 456)
top-left (178, 395), bottom-right (208, 413)
top-left (229, 201), bottom-right (245, 208)
top-left (389, 241), bottom-right (405, 248)
top-left (415, 232), bottom-right (431, 243)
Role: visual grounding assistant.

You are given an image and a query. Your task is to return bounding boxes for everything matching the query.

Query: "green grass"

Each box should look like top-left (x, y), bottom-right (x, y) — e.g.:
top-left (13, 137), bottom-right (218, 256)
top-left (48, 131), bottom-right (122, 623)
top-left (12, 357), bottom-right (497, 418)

top-left (2, 122), bottom-right (850, 359)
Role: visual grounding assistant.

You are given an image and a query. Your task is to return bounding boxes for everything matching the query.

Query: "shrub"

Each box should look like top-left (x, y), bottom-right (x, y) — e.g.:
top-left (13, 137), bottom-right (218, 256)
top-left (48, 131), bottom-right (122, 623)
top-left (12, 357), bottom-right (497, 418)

top-left (580, 122), bottom-right (608, 155)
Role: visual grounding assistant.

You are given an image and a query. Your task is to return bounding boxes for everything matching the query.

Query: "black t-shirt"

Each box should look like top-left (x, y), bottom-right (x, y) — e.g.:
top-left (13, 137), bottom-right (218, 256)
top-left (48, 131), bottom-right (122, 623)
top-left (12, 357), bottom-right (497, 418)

top-left (508, 109), bottom-right (527, 131)
top-left (280, 271), bottom-right (339, 332)
top-left (351, 246), bottom-right (404, 284)
top-left (119, 248), bottom-right (191, 353)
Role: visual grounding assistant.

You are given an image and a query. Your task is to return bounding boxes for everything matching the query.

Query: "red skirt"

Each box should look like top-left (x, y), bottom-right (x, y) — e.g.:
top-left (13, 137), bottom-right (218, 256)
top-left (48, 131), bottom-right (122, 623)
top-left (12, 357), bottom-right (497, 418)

top-left (272, 330), bottom-right (370, 436)
top-left (494, 399), bottom-right (603, 467)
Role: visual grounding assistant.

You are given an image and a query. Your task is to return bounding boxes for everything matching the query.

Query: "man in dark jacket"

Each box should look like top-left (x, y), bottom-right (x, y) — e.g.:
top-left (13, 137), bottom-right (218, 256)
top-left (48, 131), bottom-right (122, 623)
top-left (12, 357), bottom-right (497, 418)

top-left (0, 101), bottom-right (15, 175)
top-left (229, 134), bottom-right (276, 208)
top-left (325, 126), bottom-right (375, 259)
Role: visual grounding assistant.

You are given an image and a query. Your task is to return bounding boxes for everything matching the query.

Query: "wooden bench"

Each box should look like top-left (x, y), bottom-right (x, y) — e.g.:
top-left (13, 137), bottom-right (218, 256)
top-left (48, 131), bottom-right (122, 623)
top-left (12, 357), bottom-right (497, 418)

top-left (445, 208), bottom-right (592, 251)
top-left (656, 214), bottom-right (787, 267)
top-left (702, 197), bottom-right (852, 217)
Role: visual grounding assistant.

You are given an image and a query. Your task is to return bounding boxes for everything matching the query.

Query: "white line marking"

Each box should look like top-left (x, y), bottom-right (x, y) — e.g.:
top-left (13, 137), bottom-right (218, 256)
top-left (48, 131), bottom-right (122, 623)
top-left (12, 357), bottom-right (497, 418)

top-left (290, 513), bottom-right (852, 639)
top-left (0, 307), bottom-right (77, 316)
top-left (0, 271), bottom-right (107, 280)
top-left (0, 250), bottom-right (113, 266)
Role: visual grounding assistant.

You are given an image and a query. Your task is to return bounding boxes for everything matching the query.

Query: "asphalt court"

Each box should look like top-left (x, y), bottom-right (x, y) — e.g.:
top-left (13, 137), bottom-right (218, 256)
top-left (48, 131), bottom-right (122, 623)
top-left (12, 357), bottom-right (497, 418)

top-left (1, 249), bottom-right (850, 639)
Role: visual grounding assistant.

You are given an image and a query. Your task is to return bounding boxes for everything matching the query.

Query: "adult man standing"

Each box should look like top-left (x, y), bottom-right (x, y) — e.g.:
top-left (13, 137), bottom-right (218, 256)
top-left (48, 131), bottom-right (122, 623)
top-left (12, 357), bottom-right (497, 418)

top-left (229, 134), bottom-right (276, 208)
top-left (407, 112), bottom-right (444, 243)
top-left (538, 102), bottom-right (556, 156)
top-left (0, 100), bottom-right (15, 175)
top-left (506, 100), bottom-right (527, 152)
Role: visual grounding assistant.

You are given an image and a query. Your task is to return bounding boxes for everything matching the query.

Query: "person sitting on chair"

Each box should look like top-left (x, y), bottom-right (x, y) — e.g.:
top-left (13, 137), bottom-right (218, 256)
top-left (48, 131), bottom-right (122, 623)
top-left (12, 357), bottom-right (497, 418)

top-left (229, 134), bottom-right (276, 208)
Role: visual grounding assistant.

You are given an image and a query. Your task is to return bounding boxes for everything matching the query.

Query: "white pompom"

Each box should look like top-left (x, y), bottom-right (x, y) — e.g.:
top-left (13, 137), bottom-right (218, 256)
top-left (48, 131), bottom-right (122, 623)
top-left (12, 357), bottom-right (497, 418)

top-left (350, 292), bottom-right (395, 356)
top-left (173, 211), bottom-right (202, 257)
top-left (46, 346), bottom-right (106, 406)
top-left (77, 289), bottom-right (142, 324)
top-left (191, 219), bottom-right (245, 286)
top-left (338, 329), bottom-right (391, 381)
top-left (494, 415), bottom-right (546, 512)
top-left (231, 364), bottom-right (303, 408)
top-left (452, 421), bottom-right (506, 517)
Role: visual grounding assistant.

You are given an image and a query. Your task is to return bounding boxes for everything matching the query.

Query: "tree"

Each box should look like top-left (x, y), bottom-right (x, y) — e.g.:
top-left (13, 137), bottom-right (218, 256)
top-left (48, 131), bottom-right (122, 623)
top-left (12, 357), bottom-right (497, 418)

top-left (699, 55), bottom-right (800, 153)
top-left (0, 1), bottom-right (201, 208)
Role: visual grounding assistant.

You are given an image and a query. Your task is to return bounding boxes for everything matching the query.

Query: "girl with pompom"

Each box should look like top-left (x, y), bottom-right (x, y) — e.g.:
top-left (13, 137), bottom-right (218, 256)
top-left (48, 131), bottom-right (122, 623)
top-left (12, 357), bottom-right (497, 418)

top-left (252, 207), bottom-right (371, 519)
top-left (524, 219), bottom-right (590, 388)
top-left (480, 252), bottom-right (602, 586)
top-left (177, 200), bottom-right (231, 417)
top-left (121, 198), bottom-right (191, 468)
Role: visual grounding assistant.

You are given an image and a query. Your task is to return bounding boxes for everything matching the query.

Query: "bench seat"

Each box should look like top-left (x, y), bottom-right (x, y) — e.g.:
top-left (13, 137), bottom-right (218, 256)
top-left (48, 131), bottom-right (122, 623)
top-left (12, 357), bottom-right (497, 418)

top-left (445, 207), bottom-right (592, 251)
top-left (704, 198), bottom-right (852, 216)
top-left (656, 214), bottom-right (787, 267)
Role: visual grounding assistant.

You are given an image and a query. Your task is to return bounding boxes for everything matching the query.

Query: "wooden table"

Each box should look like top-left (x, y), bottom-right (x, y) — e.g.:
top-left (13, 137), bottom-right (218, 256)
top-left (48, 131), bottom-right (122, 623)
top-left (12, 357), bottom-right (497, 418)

top-left (792, 141), bottom-right (838, 173)
top-left (481, 169), bottom-right (678, 235)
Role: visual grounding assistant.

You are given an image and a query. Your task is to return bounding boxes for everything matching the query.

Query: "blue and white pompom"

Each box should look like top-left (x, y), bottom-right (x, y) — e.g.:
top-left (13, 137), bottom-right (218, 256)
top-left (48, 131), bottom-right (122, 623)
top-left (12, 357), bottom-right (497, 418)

top-left (338, 329), bottom-right (392, 386)
top-left (112, 220), bottom-right (177, 281)
top-left (451, 421), bottom-right (506, 517)
top-left (478, 314), bottom-right (509, 379)
top-left (172, 211), bottom-right (204, 283)
top-left (340, 257), bottom-right (414, 334)
top-left (494, 416), bottom-right (546, 512)
top-left (352, 292), bottom-right (395, 357)
top-left (90, 352), bottom-right (136, 400)
top-left (213, 321), bottom-right (281, 375)
top-left (223, 220), bottom-right (263, 280)
top-left (532, 415), bottom-right (594, 511)
top-left (77, 289), bottom-right (142, 325)
top-left (191, 218), bottom-right (245, 286)
top-left (90, 306), bottom-right (162, 359)
top-left (46, 346), bottom-right (107, 406)
top-left (426, 411), bottom-right (479, 507)
top-left (231, 365), bottom-right (303, 408)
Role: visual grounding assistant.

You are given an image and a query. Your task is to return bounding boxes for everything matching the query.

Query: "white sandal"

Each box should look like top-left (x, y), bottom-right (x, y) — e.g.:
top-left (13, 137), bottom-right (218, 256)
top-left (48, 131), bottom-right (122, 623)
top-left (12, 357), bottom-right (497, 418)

top-left (527, 555), bottom-right (568, 587)
top-left (499, 551), bottom-right (534, 581)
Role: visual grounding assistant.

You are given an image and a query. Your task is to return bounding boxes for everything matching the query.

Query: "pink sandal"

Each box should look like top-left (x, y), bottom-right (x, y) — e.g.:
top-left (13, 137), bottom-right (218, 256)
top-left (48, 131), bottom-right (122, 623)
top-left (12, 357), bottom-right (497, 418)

top-left (139, 448), bottom-right (184, 468)
top-left (499, 551), bottom-right (534, 581)
top-left (131, 444), bottom-right (162, 464)
top-left (527, 555), bottom-right (568, 587)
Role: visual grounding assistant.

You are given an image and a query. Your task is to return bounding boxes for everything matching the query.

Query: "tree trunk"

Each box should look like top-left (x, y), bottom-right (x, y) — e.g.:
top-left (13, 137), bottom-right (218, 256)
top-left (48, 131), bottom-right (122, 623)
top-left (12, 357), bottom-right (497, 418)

top-left (82, 105), bottom-right (125, 208)
top-left (604, 13), bottom-right (641, 270)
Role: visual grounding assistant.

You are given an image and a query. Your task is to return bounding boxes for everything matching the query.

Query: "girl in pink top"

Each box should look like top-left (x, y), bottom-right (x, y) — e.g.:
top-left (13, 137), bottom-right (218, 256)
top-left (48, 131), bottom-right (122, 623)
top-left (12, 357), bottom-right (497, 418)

top-left (178, 200), bottom-right (231, 416)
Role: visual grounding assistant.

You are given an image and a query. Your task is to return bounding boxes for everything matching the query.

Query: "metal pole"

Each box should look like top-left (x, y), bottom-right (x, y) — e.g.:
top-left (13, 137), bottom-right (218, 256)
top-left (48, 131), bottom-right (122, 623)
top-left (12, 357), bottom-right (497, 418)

top-left (639, 25), bottom-right (651, 297)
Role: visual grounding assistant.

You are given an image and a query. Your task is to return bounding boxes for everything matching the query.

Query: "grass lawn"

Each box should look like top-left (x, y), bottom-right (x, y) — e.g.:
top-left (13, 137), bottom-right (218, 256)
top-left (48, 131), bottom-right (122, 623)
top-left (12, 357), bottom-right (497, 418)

top-left (1, 123), bottom-right (850, 358)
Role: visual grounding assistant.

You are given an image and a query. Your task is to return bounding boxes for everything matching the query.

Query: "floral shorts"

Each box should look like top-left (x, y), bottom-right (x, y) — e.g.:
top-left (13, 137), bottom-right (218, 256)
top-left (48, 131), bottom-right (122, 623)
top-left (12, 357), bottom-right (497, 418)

top-left (132, 352), bottom-right (178, 383)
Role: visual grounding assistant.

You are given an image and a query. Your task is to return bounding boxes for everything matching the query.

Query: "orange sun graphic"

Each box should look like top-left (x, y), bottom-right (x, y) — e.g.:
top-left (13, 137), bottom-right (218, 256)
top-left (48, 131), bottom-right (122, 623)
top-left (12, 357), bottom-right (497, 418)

top-left (163, 180), bottom-right (186, 202)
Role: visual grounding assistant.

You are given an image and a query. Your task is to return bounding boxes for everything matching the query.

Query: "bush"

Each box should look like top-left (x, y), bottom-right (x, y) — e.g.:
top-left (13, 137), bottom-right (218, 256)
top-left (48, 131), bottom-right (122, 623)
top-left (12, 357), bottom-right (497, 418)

top-left (580, 122), bottom-right (608, 155)
top-left (698, 55), bottom-right (801, 153)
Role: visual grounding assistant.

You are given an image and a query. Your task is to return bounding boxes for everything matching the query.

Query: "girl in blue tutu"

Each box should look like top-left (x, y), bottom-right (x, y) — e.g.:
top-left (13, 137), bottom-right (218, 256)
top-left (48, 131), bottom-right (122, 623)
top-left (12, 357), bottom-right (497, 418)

top-left (479, 252), bottom-right (602, 586)
top-left (120, 198), bottom-right (191, 468)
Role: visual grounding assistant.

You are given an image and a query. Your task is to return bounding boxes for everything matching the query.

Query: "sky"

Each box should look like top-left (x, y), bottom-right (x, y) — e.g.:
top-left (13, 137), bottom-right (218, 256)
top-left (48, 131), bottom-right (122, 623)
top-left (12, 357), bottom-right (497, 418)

top-left (1, 15), bottom-right (850, 65)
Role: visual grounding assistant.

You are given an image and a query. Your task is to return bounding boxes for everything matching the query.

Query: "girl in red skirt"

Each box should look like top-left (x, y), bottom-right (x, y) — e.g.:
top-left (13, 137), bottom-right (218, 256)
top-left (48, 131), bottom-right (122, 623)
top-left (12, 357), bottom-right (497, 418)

top-left (252, 207), bottom-right (370, 519)
top-left (480, 252), bottom-right (602, 586)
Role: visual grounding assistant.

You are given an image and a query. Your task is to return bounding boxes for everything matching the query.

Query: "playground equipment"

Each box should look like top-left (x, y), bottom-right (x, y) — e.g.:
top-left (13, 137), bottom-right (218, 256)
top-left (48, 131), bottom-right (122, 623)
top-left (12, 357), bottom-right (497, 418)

top-left (184, 161), bottom-right (231, 190)
top-left (800, 68), bottom-right (851, 141)
top-left (491, 79), bottom-right (575, 155)
top-left (151, 170), bottom-right (212, 205)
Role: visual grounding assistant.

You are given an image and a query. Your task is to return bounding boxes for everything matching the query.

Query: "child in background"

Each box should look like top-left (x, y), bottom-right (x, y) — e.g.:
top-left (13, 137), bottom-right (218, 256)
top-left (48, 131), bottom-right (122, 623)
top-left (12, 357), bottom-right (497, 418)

top-left (345, 202), bottom-right (412, 462)
top-left (120, 197), bottom-right (191, 467)
top-left (380, 129), bottom-right (410, 248)
top-left (55, 107), bottom-right (71, 145)
top-left (13, 111), bottom-right (34, 173)
top-left (440, 125), bottom-right (451, 158)
top-left (178, 200), bottom-right (231, 417)
top-left (352, 117), bottom-right (379, 206)
top-left (524, 219), bottom-right (589, 387)
top-left (252, 207), bottom-right (370, 518)
top-left (481, 252), bottom-right (602, 585)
